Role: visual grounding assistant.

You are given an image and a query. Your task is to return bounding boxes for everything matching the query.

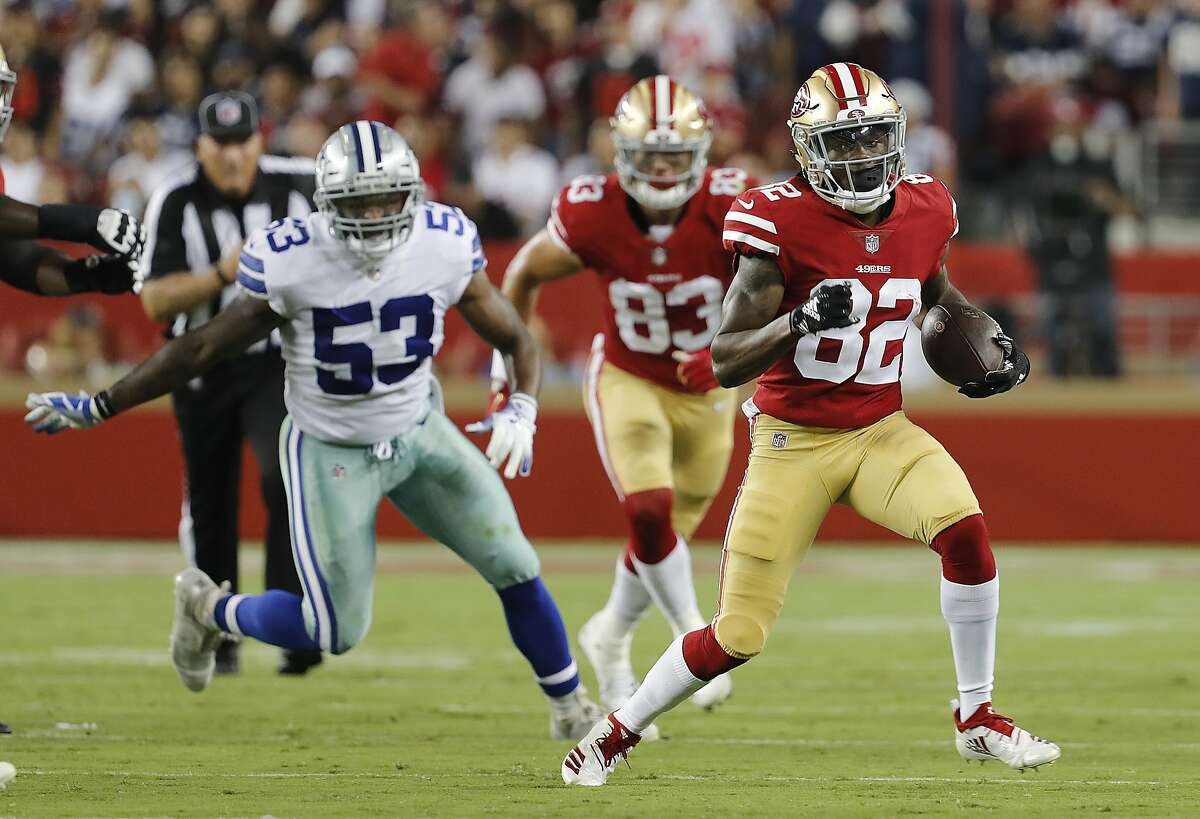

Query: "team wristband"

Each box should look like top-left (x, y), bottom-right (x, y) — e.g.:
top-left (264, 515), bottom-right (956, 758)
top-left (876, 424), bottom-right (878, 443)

top-left (92, 390), bottom-right (116, 420)
top-left (37, 204), bottom-right (102, 244)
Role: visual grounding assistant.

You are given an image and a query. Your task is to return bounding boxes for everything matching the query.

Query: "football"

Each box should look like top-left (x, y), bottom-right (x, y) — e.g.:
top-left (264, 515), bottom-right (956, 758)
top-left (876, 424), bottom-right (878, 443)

top-left (920, 303), bottom-right (1005, 387)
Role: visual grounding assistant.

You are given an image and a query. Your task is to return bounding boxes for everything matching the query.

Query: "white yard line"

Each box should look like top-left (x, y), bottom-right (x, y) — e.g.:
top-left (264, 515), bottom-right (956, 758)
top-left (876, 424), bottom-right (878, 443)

top-left (13, 769), bottom-right (1180, 788)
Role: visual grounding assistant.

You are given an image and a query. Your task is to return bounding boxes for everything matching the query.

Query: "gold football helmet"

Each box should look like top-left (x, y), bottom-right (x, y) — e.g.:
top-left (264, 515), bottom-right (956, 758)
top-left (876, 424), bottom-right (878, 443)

top-left (788, 62), bottom-right (906, 213)
top-left (0, 44), bottom-right (16, 144)
top-left (611, 74), bottom-right (712, 211)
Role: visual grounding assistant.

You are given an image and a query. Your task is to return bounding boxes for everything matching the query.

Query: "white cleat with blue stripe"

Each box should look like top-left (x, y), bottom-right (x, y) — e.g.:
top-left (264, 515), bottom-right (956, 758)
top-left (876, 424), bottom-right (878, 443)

top-left (170, 568), bottom-right (228, 693)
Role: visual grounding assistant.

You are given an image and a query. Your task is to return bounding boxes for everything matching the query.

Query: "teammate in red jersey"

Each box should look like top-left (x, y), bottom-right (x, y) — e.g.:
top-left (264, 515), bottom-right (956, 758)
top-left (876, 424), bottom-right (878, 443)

top-left (500, 76), bottom-right (754, 723)
top-left (563, 63), bottom-right (1058, 786)
top-left (0, 46), bottom-right (145, 299)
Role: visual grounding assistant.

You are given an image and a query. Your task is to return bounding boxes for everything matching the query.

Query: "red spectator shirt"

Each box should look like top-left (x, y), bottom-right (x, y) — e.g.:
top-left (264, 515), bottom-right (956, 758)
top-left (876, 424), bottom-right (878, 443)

top-left (548, 167), bottom-right (752, 391)
top-left (0, 164), bottom-right (5, 194)
top-left (722, 174), bottom-right (958, 429)
top-left (358, 31), bottom-right (440, 123)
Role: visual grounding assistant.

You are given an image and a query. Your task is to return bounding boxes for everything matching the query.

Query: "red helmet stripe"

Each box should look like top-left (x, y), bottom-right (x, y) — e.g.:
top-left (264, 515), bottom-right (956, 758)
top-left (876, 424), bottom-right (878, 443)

top-left (822, 64), bottom-right (849, 108)
top-left (846, 63), bottom-right (869, 99)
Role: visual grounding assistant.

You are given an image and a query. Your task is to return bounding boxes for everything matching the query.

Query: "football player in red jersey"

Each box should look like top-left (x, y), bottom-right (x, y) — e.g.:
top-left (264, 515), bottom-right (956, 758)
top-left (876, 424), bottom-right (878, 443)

top-left (0, 46), bottom-right (145, 299)
top-left (499, 76), bottom-right (754, 723)
top-left (563, 63), bottom-right (1058, 786)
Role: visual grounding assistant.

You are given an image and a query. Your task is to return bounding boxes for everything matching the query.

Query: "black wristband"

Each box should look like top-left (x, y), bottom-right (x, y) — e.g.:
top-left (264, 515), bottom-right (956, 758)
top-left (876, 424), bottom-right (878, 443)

top-left (93, 389), bottom-right (116, 420)
top-left (37, 204), bottom-right (102, 244)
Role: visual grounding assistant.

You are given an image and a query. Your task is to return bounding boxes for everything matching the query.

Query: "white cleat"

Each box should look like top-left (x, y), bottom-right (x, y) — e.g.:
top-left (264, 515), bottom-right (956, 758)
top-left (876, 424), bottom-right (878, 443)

top-left (577, 612), bottom-right (660, 741)
top-left (170, 568), bottom-right (228, 693)
top-left (952, 699), bottom-right (1062, 771)
top-left (561, 712), bottom-right (641, 786)
top-left (549, 685), bottom-right (605, 742)
top-left (689, 671), bottom-right (733, 710)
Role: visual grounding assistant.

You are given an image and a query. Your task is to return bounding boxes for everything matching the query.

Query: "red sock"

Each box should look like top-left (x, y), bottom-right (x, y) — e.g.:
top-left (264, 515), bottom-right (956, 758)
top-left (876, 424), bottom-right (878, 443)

top-left (930, 514), bottom-right (996, 585)
top-left (624, 488), bottom-right (677, 565)
top-left (681, 625), bottom-right (746, 681)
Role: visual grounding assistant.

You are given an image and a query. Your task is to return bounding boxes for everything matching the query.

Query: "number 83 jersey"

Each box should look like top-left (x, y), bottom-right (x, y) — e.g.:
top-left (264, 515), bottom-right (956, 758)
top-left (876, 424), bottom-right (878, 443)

top-left (723, 174), bottom-right (959, 429)
top-left (548, 167), bottom-right (752, 391)
top-left (236, 204), bottom-right (483, 445)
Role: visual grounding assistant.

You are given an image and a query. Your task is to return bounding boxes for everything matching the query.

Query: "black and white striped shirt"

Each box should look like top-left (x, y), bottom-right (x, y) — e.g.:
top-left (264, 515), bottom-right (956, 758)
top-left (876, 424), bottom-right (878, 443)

top-left (141, 155), bottom-right (316, 347)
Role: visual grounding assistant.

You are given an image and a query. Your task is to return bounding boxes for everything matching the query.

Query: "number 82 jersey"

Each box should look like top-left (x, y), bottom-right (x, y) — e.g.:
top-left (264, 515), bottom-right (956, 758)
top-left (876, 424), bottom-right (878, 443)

top-left (548, 167), bottom-right (752, 391)
top-left (723, 174), bottom-right (958, 429)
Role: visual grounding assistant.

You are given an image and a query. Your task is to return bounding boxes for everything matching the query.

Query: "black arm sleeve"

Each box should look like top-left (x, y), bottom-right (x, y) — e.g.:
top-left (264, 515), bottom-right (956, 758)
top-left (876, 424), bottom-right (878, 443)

top-left (36, 203), bottom-right (104, 245)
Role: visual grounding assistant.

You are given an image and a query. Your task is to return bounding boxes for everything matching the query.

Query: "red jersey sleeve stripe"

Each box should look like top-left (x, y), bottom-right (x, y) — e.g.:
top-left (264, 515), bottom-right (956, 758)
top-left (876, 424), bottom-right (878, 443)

top-left (724, 210), bottom-right (778, 234)
top-left (547, 208), bottom-right (572, 253)
top-left (723, 230), bottom-right (780, 256)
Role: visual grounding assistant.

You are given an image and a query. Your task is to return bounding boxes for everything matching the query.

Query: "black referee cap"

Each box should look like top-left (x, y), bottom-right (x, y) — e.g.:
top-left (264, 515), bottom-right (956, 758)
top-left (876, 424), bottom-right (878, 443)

top-left (198, 91), bottom-right (258, 142)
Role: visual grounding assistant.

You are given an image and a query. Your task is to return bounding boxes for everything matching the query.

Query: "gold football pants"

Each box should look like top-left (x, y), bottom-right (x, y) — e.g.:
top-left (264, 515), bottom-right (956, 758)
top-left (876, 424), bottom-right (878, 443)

top-left (714, 411), bottom-right (981, 659)
top-left (583, 352), bottom-right (737, 540)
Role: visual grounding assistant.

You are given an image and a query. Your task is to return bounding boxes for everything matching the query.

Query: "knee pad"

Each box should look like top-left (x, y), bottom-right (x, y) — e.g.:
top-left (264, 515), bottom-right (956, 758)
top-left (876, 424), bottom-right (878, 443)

top-left (623, 488), bottom-right (676, 564)
top-left (713, 611), bottom-right (766, 661)
top-left (930, 514), bottom-right (996, 585)
top-left (682, 624), bottom-right (747, 680)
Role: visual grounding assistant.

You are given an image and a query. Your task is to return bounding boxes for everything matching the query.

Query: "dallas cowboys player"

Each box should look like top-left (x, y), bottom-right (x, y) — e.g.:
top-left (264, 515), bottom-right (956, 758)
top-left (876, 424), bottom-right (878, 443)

top-left (25, 121), bottom-right (602, 740)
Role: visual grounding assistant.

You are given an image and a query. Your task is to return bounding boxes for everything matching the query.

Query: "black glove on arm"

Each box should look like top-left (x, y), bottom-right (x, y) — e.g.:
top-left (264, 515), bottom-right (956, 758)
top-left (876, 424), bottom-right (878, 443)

top-left (959, 334), bottom-right (1030, 398)
top-left (64, 254), bottom-right (136, 295)
top-left (790, 282), bottom-right (857, 336)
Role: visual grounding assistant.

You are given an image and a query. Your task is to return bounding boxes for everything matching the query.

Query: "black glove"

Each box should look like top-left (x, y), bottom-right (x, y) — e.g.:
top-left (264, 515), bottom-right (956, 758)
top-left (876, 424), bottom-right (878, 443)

top-left (959, 334), bottom-right (1030, 398)
top-left (790, 283), bottom-right (857, 336)
top-left (39, 204), bottom-right (147, 261)
top-left (64, 254), bottom-right (136, 295)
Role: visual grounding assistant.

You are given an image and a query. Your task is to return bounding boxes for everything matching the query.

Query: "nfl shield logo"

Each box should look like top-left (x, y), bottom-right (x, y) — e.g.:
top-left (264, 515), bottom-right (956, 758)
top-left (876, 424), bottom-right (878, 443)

top-left (771, 432), bottom-right (788, 449)
top-left (331, 464), bottom-right (347, 479)
top-left (216, 99), bottom-right (242, 126)
top-left (864, 233), bottom-right (881, 254)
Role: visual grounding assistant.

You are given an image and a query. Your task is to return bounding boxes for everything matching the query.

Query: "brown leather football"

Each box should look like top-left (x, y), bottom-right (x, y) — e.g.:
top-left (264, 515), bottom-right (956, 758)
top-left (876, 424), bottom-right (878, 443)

top-left (920, 303), bottom-right (1005, 387)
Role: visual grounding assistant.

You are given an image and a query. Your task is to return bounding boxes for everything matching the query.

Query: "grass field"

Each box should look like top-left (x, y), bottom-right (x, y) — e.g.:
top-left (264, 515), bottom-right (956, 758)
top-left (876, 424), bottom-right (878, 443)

top-left (0, 541), bottom-right (1198, 817)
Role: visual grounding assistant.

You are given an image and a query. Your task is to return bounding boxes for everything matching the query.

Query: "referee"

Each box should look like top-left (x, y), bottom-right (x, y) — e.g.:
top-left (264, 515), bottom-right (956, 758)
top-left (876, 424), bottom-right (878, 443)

top-left (139, 91), bottom-right (321, 676)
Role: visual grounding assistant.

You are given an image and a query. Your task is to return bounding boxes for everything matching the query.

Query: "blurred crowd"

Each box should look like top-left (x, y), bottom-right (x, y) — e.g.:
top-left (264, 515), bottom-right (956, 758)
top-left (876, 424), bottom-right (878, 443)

top-left (5, 0), bottom-right (1200, 380)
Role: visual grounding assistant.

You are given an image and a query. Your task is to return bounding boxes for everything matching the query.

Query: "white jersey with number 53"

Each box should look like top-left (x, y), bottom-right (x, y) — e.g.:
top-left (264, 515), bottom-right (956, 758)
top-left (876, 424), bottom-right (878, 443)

top-left (236, 204), bottom-right (484, 445)
top-left (547, 167), bottom-right (754, 390)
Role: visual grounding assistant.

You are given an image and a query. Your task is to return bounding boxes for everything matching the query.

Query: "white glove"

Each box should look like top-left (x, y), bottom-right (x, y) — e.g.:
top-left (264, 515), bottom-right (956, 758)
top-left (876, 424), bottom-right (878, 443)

top-left (465, 392), bottom-right (537, 479)
top-left (24, 391), bottom-right (109, 434)
top-left (96, 208), bottom-right (147, 259)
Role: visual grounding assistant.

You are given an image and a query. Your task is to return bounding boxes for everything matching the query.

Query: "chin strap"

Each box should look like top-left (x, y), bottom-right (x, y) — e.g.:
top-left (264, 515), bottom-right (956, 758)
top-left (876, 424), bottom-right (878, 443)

top-left (837, 191), bottom-right (892, 214)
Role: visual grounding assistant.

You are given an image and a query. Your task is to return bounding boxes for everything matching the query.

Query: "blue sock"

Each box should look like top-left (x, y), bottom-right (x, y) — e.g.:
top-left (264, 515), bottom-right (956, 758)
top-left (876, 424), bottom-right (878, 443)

top-left (497, 577), bottom-right (580, 698)
top-left (214, 590), bottom-right (320, 651)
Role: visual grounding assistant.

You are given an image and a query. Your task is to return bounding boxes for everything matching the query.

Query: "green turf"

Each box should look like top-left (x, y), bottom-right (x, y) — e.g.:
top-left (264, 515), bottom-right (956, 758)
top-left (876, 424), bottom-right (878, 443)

top-left (0, 541), bottom-right (1197, 817)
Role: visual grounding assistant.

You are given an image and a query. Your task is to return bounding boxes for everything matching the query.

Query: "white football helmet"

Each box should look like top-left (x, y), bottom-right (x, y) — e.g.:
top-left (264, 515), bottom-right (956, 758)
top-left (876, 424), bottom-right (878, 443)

top-left (611, 75), bottom-right (712, 211)
top-left (314, 121), bottom-right (425, 265)
top-left (788, 62), bottom-right (906, 214)
top-left (0, 45), bottom-right (17, 144)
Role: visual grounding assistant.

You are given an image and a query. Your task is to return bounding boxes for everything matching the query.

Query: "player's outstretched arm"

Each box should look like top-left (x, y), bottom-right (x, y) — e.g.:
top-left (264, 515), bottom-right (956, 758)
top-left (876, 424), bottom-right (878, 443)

top-left (459, 268), bottom-right (543, 479)
top-left (501, 229), bottom-right (583, 324)
top-left (711, 252), bottom-right (857, 388)
top-left (923, 262), bottom-right (1029, 398)
top-left (24, 296), bottom-right (284, 434)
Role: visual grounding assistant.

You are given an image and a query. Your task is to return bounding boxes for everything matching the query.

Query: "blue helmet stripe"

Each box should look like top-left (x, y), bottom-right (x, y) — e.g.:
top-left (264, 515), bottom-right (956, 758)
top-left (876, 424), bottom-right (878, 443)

top-left (348, 123), bottom-right (365, 172)
top-left (369, 121), bottom-right (383, 168)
